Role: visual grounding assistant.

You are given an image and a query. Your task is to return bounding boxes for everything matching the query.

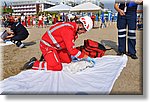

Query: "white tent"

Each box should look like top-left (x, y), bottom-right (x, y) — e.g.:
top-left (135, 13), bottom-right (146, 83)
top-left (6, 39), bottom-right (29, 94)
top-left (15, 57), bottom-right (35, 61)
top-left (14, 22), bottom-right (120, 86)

top-left (70, 2), bottom-right (103, 12)
top-left (44, 4), bottom-right (72, 12)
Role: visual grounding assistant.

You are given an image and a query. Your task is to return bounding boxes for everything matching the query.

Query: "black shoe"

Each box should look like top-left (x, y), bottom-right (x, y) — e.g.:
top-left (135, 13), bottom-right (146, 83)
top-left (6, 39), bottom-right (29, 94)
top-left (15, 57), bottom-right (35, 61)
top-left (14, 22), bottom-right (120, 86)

top-left (117, 52), bottom-right (125, 56)
top-left (126, 53), bottom-right (138, 59)
top-left (29, 57), bottom-right (37, 62)
top-left (21, 57), bottom-right (37, 70)
top-left (130, 54), bottom-right (138, 59)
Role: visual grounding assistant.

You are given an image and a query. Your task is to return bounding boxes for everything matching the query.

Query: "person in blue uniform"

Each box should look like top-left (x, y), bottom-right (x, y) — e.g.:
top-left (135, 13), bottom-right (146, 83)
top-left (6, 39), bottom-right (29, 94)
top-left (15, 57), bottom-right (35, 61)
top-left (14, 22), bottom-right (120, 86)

top-left (114, 0), bottom-right (143, 59)
top-left (5, 16), bottom-right (29, 48)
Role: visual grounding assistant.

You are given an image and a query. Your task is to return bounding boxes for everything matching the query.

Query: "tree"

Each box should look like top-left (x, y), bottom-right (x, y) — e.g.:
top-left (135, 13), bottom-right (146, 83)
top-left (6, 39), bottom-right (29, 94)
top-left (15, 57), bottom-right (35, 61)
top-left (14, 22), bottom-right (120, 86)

top-left (2, 7), bottom-right (13, 14)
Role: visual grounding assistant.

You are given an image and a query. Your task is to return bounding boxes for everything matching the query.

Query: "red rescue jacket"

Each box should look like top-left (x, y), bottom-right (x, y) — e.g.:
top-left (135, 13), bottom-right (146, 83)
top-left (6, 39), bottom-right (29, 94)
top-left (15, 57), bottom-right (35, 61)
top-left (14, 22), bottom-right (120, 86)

top-left (41, 22), bottom-right (85, 58)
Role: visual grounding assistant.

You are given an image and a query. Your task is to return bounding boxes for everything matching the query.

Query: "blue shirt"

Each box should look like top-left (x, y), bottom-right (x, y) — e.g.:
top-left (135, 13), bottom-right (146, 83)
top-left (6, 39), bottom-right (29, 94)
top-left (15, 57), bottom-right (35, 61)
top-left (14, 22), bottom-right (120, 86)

top-left (115, 0), bottom-right (138, 12)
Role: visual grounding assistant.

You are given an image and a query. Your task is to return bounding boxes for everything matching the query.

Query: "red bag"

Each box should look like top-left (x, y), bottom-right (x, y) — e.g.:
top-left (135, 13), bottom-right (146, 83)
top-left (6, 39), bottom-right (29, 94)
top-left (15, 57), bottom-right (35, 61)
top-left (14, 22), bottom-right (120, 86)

top-left (76, 39), bottom-right (111, 58)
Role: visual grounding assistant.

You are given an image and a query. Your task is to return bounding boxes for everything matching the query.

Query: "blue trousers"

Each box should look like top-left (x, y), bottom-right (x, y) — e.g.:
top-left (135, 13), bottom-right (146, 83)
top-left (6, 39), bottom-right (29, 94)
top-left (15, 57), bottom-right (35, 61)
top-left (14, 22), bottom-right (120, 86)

top-left (117, 11), bottom-right (137, 55)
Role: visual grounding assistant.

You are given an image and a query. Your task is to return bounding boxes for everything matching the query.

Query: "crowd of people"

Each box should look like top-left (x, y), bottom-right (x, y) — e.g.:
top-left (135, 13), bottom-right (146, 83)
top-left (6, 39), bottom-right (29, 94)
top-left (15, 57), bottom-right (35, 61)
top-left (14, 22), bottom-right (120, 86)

top-left (0, 12), bottom-right (116, 29)
top-left (0, 13), bottom-right (76, 28)
top-left (1, 14), bottom-right (52, 28)
top-left (0, 12), bottom-right (143, 30)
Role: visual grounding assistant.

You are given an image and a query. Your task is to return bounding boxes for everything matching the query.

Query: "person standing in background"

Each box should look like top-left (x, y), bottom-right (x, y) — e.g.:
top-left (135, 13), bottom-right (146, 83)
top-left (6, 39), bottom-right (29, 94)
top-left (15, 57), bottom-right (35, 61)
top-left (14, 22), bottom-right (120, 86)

top-left (91, 14), bottom-right (96, 28)
top-left (21, 13), bottom-right (25, 26)
top-left (38, 14), bottom-right (43, 28)
top-left (43, 15), bottom-right (47, 28)
top-left (25, 16), bottom-right (28, 27)
top-left (114, 0), bottom-right (143, 59)
top-left (27, 15), bottom-right (31, 27)
top-left (95, 14), bottom-right (99, 27)
top-left (32, 15), bottom-right (36, 27)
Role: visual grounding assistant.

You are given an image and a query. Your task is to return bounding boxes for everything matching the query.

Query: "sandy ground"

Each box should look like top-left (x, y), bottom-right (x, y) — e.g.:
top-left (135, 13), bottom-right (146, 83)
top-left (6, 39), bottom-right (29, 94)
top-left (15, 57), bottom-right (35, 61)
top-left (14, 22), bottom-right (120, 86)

top-left (0, 22), bottom-right (143, 94)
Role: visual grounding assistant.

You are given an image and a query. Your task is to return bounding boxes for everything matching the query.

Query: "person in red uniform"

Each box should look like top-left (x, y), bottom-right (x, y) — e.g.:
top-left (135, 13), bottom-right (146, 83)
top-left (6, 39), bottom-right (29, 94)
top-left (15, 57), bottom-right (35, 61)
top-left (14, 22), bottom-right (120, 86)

top-left (38, 14), bottom-right (43, 28)
top-left (27, 15), bottom-right (31, 27)
top-left (22, 16), bottom-right (95, 71)
top-left (91, 14), bottom-right (96, 28)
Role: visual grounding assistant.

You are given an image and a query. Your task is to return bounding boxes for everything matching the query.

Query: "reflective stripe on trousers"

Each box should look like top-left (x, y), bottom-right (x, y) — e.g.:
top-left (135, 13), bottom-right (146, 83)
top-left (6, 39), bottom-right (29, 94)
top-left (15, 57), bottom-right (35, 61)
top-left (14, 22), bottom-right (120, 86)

top-left (117, 11), bottom-right (137, 54)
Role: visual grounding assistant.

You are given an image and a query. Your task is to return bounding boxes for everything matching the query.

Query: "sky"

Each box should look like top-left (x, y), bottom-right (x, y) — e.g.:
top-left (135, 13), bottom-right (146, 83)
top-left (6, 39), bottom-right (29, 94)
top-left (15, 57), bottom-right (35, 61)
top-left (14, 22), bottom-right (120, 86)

top-left (101, 0), bottom-right (116, 12)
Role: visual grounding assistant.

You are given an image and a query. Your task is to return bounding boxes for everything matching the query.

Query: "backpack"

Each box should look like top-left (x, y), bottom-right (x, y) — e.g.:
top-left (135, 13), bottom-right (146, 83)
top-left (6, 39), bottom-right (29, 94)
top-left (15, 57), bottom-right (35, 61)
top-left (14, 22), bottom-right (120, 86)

top-left (77, 39), bottom-right (112, 58)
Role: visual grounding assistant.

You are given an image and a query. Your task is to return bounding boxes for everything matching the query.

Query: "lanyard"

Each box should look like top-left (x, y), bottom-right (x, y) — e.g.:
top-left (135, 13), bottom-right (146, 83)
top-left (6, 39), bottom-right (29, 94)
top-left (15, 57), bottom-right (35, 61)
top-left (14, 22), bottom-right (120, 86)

top-left (124, 0), bottom-right (128, 12)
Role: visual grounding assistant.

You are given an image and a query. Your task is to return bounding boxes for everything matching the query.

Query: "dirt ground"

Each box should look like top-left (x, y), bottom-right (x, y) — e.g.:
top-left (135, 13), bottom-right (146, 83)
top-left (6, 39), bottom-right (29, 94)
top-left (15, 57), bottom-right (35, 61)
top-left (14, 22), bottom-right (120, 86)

top-left (1, 22), bottom-right (143, 95)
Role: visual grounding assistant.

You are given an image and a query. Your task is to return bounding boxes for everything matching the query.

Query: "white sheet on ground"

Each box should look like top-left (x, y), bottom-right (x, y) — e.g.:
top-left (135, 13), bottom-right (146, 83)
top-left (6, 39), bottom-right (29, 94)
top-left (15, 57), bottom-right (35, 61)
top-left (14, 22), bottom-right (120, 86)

top-left (0, 55), bottom-right (128, 95)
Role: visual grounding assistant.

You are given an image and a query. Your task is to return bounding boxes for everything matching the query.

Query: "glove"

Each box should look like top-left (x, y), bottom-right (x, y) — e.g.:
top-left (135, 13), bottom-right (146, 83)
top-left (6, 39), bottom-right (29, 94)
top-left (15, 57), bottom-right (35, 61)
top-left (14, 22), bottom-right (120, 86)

top-left (71, 56), bottom-right (79, 62)
top-left (85, 57), bottom-right (96, 64)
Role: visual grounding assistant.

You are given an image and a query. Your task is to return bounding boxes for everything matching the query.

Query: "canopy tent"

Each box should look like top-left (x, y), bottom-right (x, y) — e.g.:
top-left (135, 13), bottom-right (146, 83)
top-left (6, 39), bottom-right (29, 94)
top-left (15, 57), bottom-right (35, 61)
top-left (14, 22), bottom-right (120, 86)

top-left (44, 4), bottom-right (72, 12)
top-left (70, 2), bottom-right (103, 12)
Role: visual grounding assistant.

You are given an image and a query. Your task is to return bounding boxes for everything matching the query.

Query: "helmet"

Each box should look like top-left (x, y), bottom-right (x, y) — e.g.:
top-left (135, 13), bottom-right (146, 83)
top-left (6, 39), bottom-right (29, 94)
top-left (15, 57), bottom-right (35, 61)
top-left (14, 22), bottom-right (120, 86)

top-left (79, 16), bottom-right (93, 31)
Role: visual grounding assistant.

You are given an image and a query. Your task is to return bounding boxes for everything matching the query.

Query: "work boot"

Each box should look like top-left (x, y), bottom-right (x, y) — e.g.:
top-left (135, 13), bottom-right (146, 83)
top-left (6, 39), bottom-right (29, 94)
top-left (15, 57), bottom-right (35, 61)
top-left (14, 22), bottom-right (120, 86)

top-left (21, 57), bottom-right (37, 70)
top-left (130, 54), bottom-right (138, 59)
top-left (126, 52), bottom-right (138, 59)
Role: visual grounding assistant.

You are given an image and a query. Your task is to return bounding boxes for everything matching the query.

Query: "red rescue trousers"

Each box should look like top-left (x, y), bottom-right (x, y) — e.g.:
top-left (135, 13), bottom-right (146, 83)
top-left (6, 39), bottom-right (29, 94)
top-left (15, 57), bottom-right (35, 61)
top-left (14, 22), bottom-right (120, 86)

top-left (38, 20), bottom-right (43, 27)
top-left (32, 42), bottom-right (71, 71)
top-left (28, 19), bottom-right (30, 26)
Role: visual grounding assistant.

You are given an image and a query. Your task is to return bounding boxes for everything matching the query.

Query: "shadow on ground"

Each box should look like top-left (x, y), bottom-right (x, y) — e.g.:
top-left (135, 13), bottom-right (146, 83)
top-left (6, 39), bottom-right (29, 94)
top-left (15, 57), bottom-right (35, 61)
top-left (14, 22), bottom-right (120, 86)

top-left (24, 41), bottom-right (36, 46)
top-left (101, 40), bottom-right (118, 53)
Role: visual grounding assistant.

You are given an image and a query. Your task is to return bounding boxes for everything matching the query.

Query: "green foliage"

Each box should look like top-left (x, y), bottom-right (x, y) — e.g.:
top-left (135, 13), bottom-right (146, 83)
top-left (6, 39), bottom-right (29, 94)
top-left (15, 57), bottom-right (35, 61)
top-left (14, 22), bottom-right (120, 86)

top-left (2, 7), bottom-right (13, 14)
top-left (105, 11), bottom-right (108, 14)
